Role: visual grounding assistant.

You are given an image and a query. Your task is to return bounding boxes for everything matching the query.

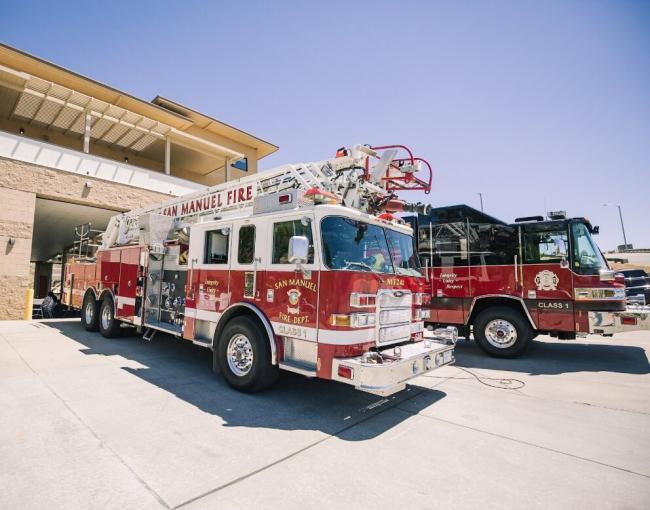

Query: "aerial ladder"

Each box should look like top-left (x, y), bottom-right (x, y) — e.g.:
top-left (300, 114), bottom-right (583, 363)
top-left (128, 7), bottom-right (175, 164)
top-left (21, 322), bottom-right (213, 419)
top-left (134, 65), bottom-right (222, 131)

top-left (101, 144), bottom-right (433, 249)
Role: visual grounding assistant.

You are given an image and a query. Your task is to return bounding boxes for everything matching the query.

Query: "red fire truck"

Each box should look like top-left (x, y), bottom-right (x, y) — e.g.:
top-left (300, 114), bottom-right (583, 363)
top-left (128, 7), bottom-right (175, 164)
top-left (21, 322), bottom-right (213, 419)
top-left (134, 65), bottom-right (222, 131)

top-left (406, 205), bottom-right (649, 357)
top-left (63, 144), bottom-right (457, 395)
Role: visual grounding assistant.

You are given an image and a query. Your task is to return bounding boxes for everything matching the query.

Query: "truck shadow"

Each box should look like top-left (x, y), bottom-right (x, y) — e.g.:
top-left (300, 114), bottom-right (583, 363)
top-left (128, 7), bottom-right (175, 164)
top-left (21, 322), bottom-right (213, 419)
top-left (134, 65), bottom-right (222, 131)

top-left (48, 321), bottom-right (446, 441)
top-left (452, 337), bottom-right (650, 376)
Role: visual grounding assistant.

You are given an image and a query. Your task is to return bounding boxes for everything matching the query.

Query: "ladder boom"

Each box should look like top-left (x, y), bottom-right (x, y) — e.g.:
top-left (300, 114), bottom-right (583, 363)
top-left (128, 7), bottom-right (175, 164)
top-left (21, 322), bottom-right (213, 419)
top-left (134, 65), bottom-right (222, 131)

top-left (101, 144), bottom-right (432, 249)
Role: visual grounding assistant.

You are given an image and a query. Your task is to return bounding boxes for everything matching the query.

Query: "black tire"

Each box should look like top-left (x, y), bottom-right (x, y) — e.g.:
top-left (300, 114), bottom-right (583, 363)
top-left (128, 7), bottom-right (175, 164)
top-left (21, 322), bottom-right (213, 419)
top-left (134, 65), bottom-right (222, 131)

top-left (81, 292), bottom-right (99, 331)
top-left (473, 306), bottom-right (533, 358)
top-left (216, 316), bottom-right (279, 392)
top-left (98, 295), bottom-right (121, 338)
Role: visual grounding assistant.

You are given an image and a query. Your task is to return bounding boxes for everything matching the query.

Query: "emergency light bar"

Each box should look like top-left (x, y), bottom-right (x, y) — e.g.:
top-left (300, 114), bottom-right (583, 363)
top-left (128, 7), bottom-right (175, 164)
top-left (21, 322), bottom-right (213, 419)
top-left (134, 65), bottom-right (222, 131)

top-left (303, 188), bottom-right (340, 205)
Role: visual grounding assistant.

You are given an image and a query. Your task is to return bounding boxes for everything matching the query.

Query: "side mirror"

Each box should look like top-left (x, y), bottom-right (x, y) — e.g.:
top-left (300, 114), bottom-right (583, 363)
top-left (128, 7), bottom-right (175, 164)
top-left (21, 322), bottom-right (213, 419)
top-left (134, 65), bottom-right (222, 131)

top-left (560, 257), bottom-right (569, 269)
top-left (599, 269), bottom-right (616, 281)
top-left (288, 236), bottom-right (309, 264)
top-left (592, 225), bottom-right (599, 235)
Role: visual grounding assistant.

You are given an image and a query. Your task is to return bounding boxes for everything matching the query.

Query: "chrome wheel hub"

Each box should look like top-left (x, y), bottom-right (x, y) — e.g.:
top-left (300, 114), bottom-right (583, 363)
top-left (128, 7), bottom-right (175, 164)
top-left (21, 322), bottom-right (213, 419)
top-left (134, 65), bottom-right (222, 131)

top-left (227, 334), bottom-right (254, 376)
top-left (485, 319), bottom-right (517, 348)
top-left (101, 305), bottom-right (111, 330)
top-left (84, 301), bottom-right (94, 324)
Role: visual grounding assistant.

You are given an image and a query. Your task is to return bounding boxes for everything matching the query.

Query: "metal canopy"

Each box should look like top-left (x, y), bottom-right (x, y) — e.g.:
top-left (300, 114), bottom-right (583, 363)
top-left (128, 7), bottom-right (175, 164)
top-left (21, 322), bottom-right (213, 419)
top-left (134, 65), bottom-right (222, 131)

top-left (11, 74), bottom-right (171, 153)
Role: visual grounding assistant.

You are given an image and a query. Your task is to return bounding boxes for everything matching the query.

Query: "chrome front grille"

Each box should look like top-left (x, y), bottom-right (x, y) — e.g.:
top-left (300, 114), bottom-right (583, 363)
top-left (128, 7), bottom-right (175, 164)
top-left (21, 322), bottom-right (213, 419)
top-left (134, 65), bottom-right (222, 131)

top-left (376, 289), bottom-right (412, 346)
top-left (379, 308), bottom-right (411, 325)
top-left (378, 290), bottom-right (413, 309)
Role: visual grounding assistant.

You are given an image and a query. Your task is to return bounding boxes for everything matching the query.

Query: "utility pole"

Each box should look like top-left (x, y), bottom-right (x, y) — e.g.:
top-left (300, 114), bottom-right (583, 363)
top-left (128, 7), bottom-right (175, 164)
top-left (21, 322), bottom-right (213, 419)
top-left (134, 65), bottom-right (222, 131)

top-left (477, 192), bottom-right (483, 212)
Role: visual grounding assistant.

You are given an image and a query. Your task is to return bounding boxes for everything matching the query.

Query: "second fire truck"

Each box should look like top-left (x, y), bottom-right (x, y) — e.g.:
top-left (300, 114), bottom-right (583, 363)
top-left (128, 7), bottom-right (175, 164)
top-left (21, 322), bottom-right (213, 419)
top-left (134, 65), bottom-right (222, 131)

top-left (407, 205), bottom-right (649, 357)
top-left (63, 144), bottom-right (456, 395)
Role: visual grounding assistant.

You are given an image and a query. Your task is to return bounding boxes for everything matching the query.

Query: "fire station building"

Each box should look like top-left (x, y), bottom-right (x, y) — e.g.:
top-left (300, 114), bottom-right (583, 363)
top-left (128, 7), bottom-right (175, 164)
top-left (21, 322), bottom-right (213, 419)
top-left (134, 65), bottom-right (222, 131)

top-left (0, 44), bottom-right (277, 319)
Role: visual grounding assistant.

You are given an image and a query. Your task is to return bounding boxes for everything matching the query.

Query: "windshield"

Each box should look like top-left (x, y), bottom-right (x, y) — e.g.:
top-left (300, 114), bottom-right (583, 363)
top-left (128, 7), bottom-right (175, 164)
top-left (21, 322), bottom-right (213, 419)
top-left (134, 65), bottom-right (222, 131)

top-left (321, 216), bottom-right (421, 276)
top-left (385, 228), bottom-right (422, 276)
top-left (571, 222), bottom-right (608, 275)
top-left (321, 217), bottom-right (393, 273)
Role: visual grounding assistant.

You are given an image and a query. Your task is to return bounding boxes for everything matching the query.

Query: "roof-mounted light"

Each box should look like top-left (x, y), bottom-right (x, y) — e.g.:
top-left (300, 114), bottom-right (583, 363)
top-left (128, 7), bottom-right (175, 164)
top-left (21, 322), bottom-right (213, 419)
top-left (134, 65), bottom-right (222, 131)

top-left (303, 188), bottom-right (340, 205)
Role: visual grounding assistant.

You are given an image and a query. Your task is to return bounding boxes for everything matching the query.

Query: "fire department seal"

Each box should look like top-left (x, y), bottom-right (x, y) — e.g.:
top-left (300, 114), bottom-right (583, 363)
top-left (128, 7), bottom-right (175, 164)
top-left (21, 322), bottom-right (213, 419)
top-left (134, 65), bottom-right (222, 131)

top-left (287, 288), bottom-right (301, 314)
top-left (534, 270), bottom-right (559, 291)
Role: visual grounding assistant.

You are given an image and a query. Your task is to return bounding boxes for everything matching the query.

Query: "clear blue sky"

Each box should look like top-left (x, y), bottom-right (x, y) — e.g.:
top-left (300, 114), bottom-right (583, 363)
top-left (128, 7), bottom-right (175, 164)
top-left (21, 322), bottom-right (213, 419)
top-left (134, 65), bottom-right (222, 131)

top-left (2, 1), bottom-right (648, 250)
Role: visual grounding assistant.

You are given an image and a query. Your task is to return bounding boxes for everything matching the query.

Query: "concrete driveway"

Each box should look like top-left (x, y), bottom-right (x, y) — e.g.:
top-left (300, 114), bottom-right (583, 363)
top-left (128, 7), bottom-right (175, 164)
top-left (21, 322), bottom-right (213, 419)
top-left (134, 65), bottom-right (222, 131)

top-left (1, 319), bottom-right (649, 509)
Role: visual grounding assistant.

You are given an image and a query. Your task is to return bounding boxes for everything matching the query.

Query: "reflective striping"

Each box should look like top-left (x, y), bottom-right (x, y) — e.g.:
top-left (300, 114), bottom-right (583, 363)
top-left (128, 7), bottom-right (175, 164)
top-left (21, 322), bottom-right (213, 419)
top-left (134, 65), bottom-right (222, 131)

top-left (318, 327), bottom-right (375, 345)
top-left (269, 324), bottom-right (374, 345)
top-left (184, 307), bottom-right (221, 322)
top-left (116, 296), bottom-right (136, 308)
top-left (188, 312), bottom-right (378, 345)
top-left (271, 321), bottom-right (318, 342)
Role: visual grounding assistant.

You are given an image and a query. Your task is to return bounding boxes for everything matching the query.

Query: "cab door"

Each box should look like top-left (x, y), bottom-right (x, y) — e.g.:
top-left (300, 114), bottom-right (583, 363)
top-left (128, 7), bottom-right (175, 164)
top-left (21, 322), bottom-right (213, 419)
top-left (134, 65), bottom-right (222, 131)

top-left (187, 222), bottom-right (233, 324)
top-left (264, 214), bottom-right (319, 341)
top-left (428, 221), bottom-right (470, 324)
top-left (229, 218), bottom-right (267, 305)
top-left (520, 223), bottom-right (574, 331)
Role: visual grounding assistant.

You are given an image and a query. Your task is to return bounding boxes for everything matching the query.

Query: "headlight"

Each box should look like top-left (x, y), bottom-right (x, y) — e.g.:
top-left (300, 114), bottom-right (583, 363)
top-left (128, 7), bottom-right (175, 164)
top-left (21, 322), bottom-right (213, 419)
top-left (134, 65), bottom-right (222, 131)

top-left (329, 313), bottom-right (376, 328)
top-left (574, 288), bottom-right (626, 300)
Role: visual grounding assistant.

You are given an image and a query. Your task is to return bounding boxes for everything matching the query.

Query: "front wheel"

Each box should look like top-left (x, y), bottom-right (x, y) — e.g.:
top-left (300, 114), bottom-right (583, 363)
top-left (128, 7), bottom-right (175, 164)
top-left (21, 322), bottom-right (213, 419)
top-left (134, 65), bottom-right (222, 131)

top-left (99, 296), bottom-right (121, 338)
top-left (473, 306), bottom-right (533, 358)
top-left (216, 316), bottom-right (279, 392)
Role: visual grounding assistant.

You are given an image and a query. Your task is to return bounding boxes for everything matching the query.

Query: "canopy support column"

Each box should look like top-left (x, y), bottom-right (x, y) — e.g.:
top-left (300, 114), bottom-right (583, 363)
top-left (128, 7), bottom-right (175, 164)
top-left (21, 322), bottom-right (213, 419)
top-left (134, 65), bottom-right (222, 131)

top-left (164, 136), bottom-right (171, 175)
top-left (83, 111), bottom-right (91, 154)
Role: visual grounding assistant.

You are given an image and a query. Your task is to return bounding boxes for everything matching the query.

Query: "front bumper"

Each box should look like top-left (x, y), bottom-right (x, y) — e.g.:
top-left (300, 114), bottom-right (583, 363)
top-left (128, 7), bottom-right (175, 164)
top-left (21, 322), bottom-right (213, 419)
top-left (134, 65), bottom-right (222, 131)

top-left (331, 337), bottom-right (455, 397)
top-left (588, 306), bottom-right (650, 335)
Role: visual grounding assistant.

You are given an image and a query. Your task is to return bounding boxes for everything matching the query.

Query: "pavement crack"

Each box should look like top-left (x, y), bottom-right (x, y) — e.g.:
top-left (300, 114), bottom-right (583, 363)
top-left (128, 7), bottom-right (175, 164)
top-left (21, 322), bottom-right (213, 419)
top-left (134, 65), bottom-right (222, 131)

top-left (571, 400), bottom-right (650, 416)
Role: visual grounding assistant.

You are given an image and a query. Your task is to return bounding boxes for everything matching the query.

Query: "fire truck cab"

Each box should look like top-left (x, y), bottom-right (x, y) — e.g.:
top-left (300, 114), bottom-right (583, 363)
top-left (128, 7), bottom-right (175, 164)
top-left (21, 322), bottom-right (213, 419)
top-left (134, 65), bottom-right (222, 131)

top-left (64, 145), bottom-right (457, 395)
top-left (407, 205), bottom-right (648, 357)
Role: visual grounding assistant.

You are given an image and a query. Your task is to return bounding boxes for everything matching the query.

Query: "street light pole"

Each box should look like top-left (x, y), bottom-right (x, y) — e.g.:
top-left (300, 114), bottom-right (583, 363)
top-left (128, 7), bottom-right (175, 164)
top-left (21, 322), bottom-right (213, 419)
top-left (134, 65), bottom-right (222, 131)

top-left (603, 203), bottom-right (629, 250)
top-left (616, 205), bottom-right (628, 249)
top-left (477, 192), bottom-right (483, 212)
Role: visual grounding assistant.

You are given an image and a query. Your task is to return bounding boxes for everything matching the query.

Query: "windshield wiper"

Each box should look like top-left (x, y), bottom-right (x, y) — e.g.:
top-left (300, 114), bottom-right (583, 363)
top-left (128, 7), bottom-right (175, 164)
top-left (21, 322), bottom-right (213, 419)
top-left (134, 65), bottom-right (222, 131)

top-left (395, 267), bottom-right (421, 277)
top-left (343, 260), bottom-right (386, 282)
top-left (343, 260), bottom-right (376, 273)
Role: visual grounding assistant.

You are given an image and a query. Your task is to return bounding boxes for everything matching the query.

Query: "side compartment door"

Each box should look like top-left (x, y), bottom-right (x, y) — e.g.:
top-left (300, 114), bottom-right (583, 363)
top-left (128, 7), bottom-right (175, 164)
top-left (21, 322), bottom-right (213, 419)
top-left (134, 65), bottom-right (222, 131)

top-left (143, 245), bottom-right (187, 334)
top-left (116, 246), bottom-right (140, 320)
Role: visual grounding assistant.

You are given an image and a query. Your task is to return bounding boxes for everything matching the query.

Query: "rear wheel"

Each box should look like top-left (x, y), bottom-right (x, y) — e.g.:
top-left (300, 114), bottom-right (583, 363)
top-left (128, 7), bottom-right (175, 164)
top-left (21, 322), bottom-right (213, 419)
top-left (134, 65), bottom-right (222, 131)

top-left (99, 296), bottom-right (121, 338)
top-left (473, 306), bottom-right (533, 358)
top-left (81, 293), bottom-right (99, 331)
top-left (216, 316), bottom-right (279, 392)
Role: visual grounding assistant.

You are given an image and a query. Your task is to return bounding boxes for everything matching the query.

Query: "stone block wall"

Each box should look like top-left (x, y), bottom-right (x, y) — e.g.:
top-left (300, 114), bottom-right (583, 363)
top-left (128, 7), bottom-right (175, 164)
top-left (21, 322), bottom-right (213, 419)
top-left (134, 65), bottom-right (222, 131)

top-left (0, 187), bottom-right (35, 319)
top-left (0, 156), bottom-right (173, 319)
